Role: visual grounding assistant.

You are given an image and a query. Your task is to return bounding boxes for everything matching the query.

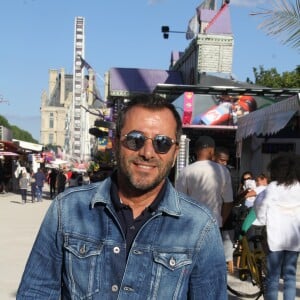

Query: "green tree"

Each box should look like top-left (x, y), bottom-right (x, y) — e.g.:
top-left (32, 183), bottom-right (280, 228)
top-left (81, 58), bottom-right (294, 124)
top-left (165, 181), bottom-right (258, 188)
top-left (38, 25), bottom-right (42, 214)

top-left (11, 126), bottom-right (38, 143)
top-left (0, 115), bottom-right (38, 143)
top-left (0, 115), bottom-right (11, 129)
top-left (252, 0), bottom-right (300, 50)
top-left (253, 65), bottom-right (300, 88)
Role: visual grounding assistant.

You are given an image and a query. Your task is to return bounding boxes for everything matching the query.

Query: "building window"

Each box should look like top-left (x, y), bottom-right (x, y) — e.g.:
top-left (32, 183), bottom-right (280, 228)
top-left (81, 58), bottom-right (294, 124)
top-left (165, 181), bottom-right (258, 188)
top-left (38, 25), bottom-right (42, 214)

top-left (49, 112), bottom-right (54, 129)
top-left (49, 133), bottom-right (54, 145)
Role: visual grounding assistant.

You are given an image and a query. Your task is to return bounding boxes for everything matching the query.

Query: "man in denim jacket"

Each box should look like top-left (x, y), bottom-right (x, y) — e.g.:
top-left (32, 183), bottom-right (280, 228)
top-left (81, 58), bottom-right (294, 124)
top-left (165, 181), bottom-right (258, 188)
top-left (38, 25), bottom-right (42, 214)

top-left (17, 95), bottom-right (227, 299)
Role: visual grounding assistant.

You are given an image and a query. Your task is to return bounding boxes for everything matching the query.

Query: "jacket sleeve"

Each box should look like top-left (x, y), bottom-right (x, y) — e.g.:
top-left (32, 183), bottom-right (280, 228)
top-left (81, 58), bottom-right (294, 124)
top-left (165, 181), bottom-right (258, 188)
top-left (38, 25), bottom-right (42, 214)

top-left (16, 199), bottom-right (63, 299)
top-left (188, 220), bottom-right (227, 299)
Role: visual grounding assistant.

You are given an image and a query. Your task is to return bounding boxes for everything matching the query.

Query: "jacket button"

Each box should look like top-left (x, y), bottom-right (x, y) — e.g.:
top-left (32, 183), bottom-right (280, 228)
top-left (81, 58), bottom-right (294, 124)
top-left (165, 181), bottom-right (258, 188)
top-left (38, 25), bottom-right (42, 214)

top-left (79, 245), bottom-right (86, 254)
top-left (111, 284), bottom-right (119, 292)
top-left (113, 246), bottom-right (120, 254)
top-left (169, 257), bottom-right (176, 267)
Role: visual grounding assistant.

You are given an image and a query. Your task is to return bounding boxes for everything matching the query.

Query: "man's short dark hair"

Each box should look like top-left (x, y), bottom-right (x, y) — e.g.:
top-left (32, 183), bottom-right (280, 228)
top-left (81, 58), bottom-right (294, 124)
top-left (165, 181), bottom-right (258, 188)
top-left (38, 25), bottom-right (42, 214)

top-left (215, 146), bottom-right (230, 156)
top-left (115, 94), bottom-right (182, 142)
top-left (194, 136), bottom-right (215, 152)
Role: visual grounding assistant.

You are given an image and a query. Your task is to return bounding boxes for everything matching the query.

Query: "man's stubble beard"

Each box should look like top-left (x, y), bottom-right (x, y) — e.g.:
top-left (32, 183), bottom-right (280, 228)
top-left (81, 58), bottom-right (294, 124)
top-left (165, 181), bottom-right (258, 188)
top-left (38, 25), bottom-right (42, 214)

top-left (115, 145), bottom-right (174, 194)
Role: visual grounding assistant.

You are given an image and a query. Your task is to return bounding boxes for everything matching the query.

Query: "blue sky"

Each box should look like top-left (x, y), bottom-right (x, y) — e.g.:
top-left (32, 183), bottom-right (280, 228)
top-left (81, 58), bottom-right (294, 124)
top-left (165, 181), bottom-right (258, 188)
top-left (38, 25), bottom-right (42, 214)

top-left (0, 0), bottom-right (299, 141)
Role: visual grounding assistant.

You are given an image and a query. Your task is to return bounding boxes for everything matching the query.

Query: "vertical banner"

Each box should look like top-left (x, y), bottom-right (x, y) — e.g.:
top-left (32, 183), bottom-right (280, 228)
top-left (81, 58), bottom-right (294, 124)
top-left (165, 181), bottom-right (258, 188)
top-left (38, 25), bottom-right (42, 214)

top-left (183, 92), bottom-right (194, 124)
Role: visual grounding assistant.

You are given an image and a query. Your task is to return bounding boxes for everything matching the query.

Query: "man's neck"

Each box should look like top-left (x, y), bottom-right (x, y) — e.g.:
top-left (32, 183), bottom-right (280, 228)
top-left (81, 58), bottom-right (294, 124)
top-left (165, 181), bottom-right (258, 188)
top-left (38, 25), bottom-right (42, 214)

top-left (117, 179), bottom-right (165, 219)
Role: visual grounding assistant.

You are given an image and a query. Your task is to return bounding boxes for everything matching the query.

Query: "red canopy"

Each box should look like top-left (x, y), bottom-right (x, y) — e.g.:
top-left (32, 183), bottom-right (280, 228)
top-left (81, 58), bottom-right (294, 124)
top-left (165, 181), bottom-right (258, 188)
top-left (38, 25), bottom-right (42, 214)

top-left (0, 151), bottom-right (19, 156)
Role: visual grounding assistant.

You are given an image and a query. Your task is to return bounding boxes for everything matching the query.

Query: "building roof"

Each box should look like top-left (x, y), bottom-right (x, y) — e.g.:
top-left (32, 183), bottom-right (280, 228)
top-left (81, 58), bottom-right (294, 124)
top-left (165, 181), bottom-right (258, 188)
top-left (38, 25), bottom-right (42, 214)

top-left (154, 73), bottom-right (300, 98)
top-left (197, 73), bottom-right (258, 88)
top-left (107, 67), bottom-right (183, 99)
top-left (198, 4), bottom-right (232, 34)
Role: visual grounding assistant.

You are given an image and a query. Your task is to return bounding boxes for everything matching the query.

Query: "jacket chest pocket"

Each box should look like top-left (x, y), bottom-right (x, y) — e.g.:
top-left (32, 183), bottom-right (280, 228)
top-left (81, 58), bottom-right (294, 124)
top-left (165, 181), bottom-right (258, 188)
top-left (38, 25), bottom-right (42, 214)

top-left (63, 234), bottom-right (104, 299)
top-left (151, 251), bottom-right (193, 297)
top-left (153, 251), bottom-right (192, 271)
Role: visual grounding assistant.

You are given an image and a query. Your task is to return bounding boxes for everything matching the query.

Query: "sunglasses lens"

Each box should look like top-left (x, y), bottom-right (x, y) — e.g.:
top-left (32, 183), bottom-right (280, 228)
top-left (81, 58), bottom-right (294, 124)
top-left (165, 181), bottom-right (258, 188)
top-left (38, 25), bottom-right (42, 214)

top-left (153, 136), bottom-right (173, 153)
top-left (124, 132), bottom-right (145, 151)
top-left (123, 132), bottom-right (175, 153)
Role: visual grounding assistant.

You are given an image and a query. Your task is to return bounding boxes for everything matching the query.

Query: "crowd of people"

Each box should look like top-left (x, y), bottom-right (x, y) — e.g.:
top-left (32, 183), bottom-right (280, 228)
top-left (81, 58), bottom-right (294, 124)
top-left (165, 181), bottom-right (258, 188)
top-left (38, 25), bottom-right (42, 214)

top-left (3, 163), bottom-right (93, 203)
top-left (14, 94), bottom-right (300, 299)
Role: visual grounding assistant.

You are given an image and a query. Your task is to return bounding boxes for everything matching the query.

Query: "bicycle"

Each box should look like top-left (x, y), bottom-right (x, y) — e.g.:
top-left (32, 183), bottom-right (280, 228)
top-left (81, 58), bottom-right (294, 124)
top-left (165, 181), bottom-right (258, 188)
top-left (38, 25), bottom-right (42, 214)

top-left (227, 230), bottom-right (267, 299)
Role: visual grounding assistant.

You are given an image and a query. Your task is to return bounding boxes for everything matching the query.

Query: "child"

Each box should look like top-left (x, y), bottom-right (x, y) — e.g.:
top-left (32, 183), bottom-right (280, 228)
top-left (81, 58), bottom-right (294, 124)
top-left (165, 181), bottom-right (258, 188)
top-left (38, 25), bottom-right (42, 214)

top-left (19, 172), bottom-right (29, 204)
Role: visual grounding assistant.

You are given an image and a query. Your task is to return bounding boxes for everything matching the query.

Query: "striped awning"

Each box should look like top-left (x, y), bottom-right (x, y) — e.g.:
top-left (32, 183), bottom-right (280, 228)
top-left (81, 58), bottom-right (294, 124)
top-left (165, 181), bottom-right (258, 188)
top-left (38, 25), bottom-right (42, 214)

top-left (236, 94), bottom-right (300, 142)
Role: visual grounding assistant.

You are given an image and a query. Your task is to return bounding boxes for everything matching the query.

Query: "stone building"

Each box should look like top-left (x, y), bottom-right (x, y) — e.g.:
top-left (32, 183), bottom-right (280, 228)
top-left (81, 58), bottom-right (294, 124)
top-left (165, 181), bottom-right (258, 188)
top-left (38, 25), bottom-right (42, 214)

top-left (40, 68), bottom-right (72, 148)
top-left (40, 68), bottom-right (98, 159)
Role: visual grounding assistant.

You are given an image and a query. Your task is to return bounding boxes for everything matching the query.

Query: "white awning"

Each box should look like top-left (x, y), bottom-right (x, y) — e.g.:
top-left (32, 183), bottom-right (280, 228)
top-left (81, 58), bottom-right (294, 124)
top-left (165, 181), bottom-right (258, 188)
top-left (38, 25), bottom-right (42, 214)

top-left (236, 94), bottom-right (300, 142)
top-left (12, 139), bottom-right (43, 152)
top-left (50, 159), bottom-right (69, 166)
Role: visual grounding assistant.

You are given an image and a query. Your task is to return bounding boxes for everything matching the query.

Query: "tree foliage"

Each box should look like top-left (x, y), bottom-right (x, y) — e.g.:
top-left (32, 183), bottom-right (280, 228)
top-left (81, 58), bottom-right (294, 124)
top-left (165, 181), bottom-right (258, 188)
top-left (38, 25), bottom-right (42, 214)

top-left (0, 115), bottom-right (38, 143)
top-left (0, 115), bottom-right (10, 128)
top-left (253, 65), bottom-right (300, 88)
top-left (252, 0), bottom-right (300, 50)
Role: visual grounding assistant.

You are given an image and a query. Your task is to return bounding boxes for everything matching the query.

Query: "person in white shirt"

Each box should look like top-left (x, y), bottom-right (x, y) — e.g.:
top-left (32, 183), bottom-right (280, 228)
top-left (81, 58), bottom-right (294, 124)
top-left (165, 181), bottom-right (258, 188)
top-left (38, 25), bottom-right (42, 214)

top-left (254, 153), bottom-right (300, 300)
top-left (243, 173), bottom-right (268, 209)
top-left (175, 136), bottom-right (233, 228)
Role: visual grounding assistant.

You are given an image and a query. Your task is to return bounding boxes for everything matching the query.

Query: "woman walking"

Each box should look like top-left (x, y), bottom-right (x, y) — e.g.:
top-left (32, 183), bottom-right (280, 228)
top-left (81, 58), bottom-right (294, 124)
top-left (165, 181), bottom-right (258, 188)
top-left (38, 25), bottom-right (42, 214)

top-left (254, 153), bottom-right (300, 300)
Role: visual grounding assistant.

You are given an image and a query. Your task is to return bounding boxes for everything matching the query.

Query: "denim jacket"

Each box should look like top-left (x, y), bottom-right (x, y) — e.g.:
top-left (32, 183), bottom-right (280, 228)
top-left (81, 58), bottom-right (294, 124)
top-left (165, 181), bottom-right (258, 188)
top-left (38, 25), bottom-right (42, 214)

top-left (17, 177), bottom-right (227, 299)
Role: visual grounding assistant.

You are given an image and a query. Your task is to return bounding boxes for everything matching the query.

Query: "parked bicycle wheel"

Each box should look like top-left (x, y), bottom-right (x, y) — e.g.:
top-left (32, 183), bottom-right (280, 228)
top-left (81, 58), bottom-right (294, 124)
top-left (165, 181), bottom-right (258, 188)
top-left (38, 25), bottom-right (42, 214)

top-left (227, 236), bottom-right (265, 299)
top-left (227, 266), bottom-right (262, 298)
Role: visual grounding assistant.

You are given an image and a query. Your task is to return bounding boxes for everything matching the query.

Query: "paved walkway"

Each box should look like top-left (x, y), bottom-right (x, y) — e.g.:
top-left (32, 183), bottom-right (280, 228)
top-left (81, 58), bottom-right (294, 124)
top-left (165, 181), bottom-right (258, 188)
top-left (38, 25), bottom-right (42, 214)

top-left (1, 187), bottom-right (300, 299)
top-left (0, 188), bottom-right (52, 300)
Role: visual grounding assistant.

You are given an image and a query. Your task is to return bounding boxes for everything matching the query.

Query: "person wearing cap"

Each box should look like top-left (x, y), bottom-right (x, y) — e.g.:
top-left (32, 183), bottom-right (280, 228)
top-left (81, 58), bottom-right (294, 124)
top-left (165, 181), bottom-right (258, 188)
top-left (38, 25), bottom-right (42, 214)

top-left (175, 136), bottom-right (233, 229)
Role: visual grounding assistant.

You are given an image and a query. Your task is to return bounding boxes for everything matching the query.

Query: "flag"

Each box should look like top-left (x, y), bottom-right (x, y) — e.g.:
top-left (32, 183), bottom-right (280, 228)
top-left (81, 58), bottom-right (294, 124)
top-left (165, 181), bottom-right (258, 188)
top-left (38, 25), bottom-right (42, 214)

top-left (196, 0), bottom-right (216, 11)
top-left (183, 92), bottom-right (194, 124)
top-left (79, 55), bottom-right (93, 70)
top-left (186, 14), bottom-right (199, 40)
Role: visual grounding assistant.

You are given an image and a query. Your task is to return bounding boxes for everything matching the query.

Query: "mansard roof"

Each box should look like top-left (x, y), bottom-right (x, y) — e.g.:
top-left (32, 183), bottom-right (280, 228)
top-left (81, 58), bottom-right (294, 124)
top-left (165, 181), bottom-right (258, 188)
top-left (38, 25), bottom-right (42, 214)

top-left (107, 67), bottom-right (183, 98)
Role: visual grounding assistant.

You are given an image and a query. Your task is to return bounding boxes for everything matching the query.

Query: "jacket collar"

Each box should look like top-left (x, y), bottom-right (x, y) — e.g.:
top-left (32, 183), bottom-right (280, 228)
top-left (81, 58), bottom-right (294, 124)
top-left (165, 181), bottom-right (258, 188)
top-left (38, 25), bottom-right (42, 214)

top-left (91, 176), bottom-right (181, 217)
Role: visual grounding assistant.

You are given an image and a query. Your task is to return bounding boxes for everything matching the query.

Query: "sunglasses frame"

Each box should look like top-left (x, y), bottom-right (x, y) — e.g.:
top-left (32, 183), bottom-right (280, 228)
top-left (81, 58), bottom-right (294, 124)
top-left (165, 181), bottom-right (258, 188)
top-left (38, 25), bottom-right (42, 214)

top-left (121, 131), bottom-right (177, 154)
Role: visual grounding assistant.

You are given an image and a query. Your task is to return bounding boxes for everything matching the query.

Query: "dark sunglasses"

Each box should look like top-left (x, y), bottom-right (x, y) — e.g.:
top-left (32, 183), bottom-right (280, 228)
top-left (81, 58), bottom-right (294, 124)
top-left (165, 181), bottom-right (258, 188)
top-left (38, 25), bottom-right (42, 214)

top-left (243, 177), bottom-right (252, 181)
top-left (121, 131), bottom-right (177, 154)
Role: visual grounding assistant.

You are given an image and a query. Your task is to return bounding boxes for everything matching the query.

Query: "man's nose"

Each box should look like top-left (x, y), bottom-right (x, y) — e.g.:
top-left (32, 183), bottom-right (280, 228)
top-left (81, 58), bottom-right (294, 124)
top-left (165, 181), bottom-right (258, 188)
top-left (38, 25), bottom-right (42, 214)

top-left (138, 138), bottom-right (155, 159)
